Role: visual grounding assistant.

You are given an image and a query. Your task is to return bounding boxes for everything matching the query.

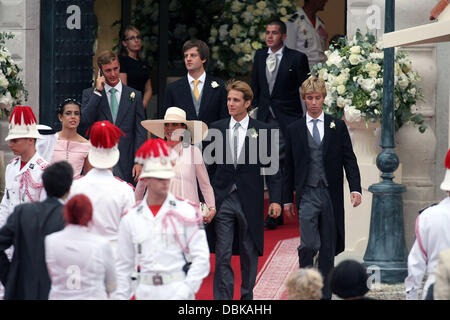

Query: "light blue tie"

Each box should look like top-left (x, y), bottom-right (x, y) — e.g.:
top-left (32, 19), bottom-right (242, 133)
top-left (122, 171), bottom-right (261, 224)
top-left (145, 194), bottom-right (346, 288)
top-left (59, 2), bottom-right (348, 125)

top-left (312, 119), bottom-right (321, 145)
top-left (109, 87), bottom-right (119, 123)
top-left (233, 122), bottom-right (240, 167)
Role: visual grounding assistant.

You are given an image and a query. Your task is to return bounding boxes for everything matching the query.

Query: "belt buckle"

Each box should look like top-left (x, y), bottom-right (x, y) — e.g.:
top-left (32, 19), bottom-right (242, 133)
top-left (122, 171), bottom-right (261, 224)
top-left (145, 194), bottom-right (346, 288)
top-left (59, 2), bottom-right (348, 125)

top-left (152, 274), bottom-right (163, 286)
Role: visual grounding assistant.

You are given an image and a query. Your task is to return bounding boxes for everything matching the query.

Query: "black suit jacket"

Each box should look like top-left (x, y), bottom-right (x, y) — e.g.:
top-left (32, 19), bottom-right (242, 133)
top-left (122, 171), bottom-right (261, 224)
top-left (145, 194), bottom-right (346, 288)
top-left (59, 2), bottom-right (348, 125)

top-left (0, 198), bottom-right (65, 300)
top-left (251, 46), bottom-right (310, 135)
top-left (81, 84), bottom-right (147, 185)
top-left (206, 117), bottom-right (282, 256)
top-left (162, 74), bottom-right (228, 126)
top-left (283, 114), bottom-right (361, 255)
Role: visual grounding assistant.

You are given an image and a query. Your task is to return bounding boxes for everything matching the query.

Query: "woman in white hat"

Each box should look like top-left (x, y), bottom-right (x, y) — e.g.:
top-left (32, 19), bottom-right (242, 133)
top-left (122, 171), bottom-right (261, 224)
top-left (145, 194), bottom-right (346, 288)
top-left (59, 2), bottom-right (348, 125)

top-left (137, 107), bottom-right (216, 223)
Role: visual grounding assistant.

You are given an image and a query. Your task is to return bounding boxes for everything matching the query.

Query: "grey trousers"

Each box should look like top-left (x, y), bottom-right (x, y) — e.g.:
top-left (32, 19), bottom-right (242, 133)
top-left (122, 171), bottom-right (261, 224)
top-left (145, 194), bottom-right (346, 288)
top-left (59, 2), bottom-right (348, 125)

top-left (298, 184), bottom-right (337, 299)
top-left (213, 191), bottom-right (259, 300)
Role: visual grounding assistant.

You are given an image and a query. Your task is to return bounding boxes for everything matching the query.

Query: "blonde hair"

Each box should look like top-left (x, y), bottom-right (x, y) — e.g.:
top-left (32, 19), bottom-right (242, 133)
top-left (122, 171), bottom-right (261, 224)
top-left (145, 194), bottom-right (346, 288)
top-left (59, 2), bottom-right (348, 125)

top-left (97, 50), bottom-right (118, 70)
top-left (285, 268), bottom-right (323, 300)
top-left (301, 76), bottom-right (327, 99)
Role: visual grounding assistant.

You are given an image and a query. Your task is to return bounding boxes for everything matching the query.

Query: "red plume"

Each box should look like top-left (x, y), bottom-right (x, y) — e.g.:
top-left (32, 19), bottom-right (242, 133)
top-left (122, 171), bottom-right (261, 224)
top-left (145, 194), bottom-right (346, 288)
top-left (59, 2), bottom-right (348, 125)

top-left (87, 121), bottom-right (125, 148)
top-left (446, 149), bottom-right (450, 169)
top-left (135, 139), bottom-right (171, 160)
top-left (10, 106), bottom-right (37, 125)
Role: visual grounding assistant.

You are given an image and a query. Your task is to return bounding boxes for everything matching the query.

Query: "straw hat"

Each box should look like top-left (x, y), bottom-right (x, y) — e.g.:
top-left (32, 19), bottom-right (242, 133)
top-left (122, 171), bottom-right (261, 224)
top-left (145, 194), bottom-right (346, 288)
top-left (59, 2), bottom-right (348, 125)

top-left (87, 121), bottom-right (124, 169)
top-left (141, 107), bottom-right (208, 144)
top-left (135, 138), bottom-right (177, 179)
top-left (5, 106), bottom-right (44, 141)
top-left (440, 148), bottom-right (450, 191)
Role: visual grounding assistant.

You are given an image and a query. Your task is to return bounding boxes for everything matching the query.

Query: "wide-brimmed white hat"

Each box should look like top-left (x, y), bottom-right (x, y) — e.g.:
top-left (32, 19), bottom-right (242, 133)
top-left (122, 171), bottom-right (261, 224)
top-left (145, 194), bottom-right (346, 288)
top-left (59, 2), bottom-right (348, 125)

top-left (135, 138), bottom-right (177, 179)
top-left (87, 121), bottom-right (124, 169)
top-left (141, 107), bottom-right (208, 144)
top-left (440, 148), bottom-right (450, 191)
top-left (5, 106), bottom-right (44, 141)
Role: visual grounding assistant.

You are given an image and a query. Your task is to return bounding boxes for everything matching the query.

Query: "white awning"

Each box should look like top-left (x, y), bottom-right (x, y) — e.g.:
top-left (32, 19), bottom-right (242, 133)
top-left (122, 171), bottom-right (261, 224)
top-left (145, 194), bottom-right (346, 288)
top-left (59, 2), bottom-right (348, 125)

top-left (383, 4), bottom-right (450, 48)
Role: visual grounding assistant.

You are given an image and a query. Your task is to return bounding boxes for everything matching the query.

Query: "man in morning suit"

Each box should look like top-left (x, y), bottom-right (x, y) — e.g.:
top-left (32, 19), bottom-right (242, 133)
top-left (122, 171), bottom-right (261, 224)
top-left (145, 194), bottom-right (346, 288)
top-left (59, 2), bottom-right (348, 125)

top-left (207, 80), bottom-right (282, 300)
top-left (283, 77), bottom-right (362, 300)
top-left (251, 20), bottom-right (310, 229)
top-left (81, 50), bottom-right (147, 186)
top-left (162, 40), bottom-right (228, 126)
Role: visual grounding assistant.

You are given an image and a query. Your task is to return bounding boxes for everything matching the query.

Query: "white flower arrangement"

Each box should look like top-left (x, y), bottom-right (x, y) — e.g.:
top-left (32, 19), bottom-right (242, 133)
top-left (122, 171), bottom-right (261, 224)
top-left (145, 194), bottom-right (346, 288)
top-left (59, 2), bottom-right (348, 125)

top-left (330, 121), bottom-right (336, 129)
top-left (208, 0), bottom-right (298, 77)
top-left (312, 29), bottom-right (426, 133)
top-left (211, 81), bottom-right (219, 88)
top-left (129, 91), bottom-right (136, 102)
top-left (0, 32), bottom-right (27, 120)
top-left (250, 127), bottom-right (258, 139)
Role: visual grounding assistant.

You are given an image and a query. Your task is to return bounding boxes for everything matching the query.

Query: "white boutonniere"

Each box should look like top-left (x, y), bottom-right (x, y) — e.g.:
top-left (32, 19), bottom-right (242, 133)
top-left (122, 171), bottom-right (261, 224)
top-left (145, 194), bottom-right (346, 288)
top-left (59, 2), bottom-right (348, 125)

top-left (250, 128), bottom-right (258, 138)
top-left (211, 81), bottom-right (219, 88)
top-left (330, 121), bottom-right (336, 129)
top-left (129, 92), bottom-right (136, 102)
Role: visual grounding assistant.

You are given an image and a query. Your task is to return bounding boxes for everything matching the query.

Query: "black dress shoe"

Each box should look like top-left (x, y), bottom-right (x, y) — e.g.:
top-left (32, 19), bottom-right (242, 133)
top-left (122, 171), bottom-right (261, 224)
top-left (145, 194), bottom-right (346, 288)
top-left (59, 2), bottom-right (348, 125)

top-left (264, 217), bottom-right (277, 230)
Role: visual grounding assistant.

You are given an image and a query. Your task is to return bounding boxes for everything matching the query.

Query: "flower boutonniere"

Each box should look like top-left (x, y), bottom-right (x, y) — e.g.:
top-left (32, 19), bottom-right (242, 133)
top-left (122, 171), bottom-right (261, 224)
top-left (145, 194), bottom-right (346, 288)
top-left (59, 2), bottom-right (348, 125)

top-left (250, 127), bottom-right (258, 139)
top-left (330, 120), bottom-right (336, 129)
top-left (129, 92), bottom-right (136, 102)
top-left (211, 81), bottom-right (219, 89)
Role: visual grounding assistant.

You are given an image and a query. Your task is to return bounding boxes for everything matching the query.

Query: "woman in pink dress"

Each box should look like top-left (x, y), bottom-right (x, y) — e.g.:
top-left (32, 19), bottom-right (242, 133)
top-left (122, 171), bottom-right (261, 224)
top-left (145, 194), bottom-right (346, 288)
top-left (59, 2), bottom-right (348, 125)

top-left (136, 107), bottom-right (216, 223)
top-left (51, 99), bottom-right (91, 178)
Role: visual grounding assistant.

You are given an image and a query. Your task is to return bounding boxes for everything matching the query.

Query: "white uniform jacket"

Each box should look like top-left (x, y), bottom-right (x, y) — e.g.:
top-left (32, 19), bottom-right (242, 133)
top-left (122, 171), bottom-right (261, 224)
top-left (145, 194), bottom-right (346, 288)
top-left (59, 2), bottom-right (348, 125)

top-left (405, 196), bottom-right (450, 300)
top-left (286, 8), bottom-right (327, 68)
top-left (69, 168), bottom-right (135, 243)
top-left (0, 152), bottom-right (48, 227)
top-left (45, 224), bottom-right (117, 300)
top-left (114, 193), bottom-right (210, 300)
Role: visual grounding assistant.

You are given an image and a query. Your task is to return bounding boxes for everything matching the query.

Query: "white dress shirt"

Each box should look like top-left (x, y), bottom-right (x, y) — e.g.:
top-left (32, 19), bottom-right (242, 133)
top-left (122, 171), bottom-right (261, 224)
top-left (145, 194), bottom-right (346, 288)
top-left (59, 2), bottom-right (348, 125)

top-left (267, 45), bottom-right (284, 64)
top-left (104, 81), bottom-right (123, 107)
top-left (229, 114), bottom-right (250, 160)
top-left (45, 224), bottom-right (117, 300)
top-left (306, 111), bottom-right (325, 142)
top-left (187, 72), bottom-right (206, 97)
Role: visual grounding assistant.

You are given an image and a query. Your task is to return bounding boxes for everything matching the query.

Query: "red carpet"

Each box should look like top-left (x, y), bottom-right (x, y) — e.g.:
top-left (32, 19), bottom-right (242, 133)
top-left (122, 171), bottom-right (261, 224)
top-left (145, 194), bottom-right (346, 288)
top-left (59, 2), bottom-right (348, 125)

top-left (195, 199), bottom-right (299, 300)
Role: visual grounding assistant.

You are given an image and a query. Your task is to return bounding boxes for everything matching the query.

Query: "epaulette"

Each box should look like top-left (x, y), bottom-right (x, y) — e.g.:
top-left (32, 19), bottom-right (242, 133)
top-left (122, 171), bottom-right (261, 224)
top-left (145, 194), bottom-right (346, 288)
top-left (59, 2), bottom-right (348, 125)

top-left (114, 176), bottom-right (136, 191)
top-left (418, 203), bottom-right (438, 215)
top-left (288, 13), bottom-right (298, 22)
top-left (36, 158), bottom-right (49, 170)
top-left (175, 195), bottom-right (185, 202)
top-left (123, 200), bottom-right (143, 216)
top-left (9, 157), bottom-right (19, 165)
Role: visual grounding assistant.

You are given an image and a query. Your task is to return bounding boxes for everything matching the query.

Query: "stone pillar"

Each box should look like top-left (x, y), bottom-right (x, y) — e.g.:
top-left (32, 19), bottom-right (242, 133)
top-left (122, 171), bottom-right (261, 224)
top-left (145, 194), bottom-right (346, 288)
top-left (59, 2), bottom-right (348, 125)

top-left (0, 0), bottom-right (40, 164)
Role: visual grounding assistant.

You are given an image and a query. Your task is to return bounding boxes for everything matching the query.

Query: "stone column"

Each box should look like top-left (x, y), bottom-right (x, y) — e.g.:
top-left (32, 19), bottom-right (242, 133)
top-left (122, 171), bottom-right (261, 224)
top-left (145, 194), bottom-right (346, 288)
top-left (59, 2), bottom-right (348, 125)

top-left (0, 0), bottom-right (40, 164)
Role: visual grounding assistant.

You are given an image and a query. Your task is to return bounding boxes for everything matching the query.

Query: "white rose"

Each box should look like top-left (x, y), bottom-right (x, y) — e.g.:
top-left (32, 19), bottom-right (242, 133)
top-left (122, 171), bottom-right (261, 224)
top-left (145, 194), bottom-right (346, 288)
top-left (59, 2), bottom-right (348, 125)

top-left (324, 94), bottom-right (333, 106)
top-left (370, 91), bottom-right (379, 100)
top-left (231, 1), bottom-right (242, 12)
top-left (398, 78), bottom-right (409, 90)
top-left (349, 54), bottom-right (360, 65)
top-left (360, 78), bottom-right (376, 92)
top-left (279, 7), bottom-right (287, 16)
top-left (210, 28), bottom-right (218, 38)
top-left (337, 96), bottom-right (346, 108)
top-left (256, 1), bottom-right (266, 10)
top-left (325, 51), bottom-right (343, 67)
top-left (344, 106), bottom-right (362, 123)
top-left (0, 91), bottom-right (13, 109)
top-left (0, 74), bottom-right (9, 89)
top-left (337, 85), bottom-right (346, 95)
top-left (368, 70), bottom-right (378, 78)
top-left (350, 46), bottom-right (361, 54)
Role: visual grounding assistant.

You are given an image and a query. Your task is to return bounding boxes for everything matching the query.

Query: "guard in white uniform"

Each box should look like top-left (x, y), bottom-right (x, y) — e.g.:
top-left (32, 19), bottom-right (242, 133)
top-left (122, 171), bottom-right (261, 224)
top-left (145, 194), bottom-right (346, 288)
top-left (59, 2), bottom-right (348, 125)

top-left (69, 121), bottom-right (135, 254)
top-left (286, 2), bottom-right (328, 69)
top-left (0, 106), bottom-right (47, 299)
top-left (405, 148), bottom-right (450, 299)
top-left (114, 139), bottom-right (210, 300)
top-left (0, 106), bottom-right (47, 227)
